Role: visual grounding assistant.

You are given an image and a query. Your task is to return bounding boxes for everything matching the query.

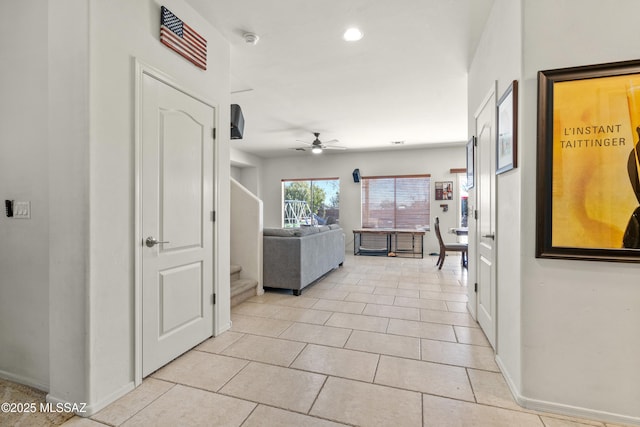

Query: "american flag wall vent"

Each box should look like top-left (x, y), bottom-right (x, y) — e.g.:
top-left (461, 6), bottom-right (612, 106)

top-left (160, 6), bottom-right (207, 70)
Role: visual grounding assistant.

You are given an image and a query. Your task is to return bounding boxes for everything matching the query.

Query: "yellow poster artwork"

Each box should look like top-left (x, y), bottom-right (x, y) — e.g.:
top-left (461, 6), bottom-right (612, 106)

top-left (552, 74), bottom-right (640, 249)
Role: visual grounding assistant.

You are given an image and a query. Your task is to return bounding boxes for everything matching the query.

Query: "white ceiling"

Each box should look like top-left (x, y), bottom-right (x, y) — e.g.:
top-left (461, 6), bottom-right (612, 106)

top-left (186, 0), bottom-right (494, 158)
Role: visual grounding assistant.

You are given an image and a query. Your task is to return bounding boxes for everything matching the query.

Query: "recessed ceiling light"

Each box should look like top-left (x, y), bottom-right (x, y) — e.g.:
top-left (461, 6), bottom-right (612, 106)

top-left (343, 28), bottom-right (363, 42)
top-left (243, 32), bottom-right (260, 45)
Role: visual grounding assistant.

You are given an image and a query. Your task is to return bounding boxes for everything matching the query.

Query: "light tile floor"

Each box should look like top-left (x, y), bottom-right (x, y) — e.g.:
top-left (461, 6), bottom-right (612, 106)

top-left (58, 253), bottom-right (632, 427)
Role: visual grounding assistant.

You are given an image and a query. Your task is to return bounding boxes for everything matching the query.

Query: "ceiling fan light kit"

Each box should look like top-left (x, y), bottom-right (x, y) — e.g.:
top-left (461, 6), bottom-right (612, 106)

top-left (343, 27), bottom-right (363, 41)
top-left (294, 132), bottom-right (347, 154)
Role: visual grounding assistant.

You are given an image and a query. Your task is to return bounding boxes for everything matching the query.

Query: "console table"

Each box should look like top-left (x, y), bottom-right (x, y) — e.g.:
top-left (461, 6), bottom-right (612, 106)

top-left (352, 228), bottom-right (426, 258)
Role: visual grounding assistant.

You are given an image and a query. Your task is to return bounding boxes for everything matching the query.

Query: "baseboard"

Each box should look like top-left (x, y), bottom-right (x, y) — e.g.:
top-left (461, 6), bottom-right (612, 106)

top-left (0, 369), bottom-right (49, 393)
top-left (215, 321), bottom-right (232, 336)
top-left (466, 302), bottom-right (477, 320)
top-left (47, 380), bottom-right (135, 418)
top-left (495, 355), bottom-right (640, 426)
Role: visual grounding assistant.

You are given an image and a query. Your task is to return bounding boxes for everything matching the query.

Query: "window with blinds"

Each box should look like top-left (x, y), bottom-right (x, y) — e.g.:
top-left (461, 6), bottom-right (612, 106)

top-left (361, 174), bottom-right (431, 230)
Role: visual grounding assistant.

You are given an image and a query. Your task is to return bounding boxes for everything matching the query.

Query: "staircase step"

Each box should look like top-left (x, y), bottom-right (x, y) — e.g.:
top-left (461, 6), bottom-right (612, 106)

top-left (231, 278), bottom-right (258, 297)
top-left (231, 278), bottom-right (259, 307)
top-left (230, 264), bottom-right (242, 282)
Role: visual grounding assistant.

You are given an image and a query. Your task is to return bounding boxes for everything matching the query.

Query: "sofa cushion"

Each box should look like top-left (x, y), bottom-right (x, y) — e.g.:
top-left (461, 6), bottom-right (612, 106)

top-left (295, 226), bottom-right (319, 236)
top-left (263, 227), bottom-right (324, 237)
top-left (263, 227), bottom-right (298, 237)
top-left (328, 224), bottom-right (341, 230)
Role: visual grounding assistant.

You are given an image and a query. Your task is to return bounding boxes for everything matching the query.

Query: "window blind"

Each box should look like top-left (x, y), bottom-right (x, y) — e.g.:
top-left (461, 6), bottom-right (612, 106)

top-left (361, 174), bottom-right (431, 229)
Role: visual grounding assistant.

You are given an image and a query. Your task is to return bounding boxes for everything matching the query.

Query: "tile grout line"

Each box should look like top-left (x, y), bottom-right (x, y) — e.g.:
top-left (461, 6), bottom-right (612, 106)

top-left (91, 381), bottom-right (178, 427)
top-left (287, 342), bottom-right (309, 368)
top-left (371, 353), bottom-right (382, 384)
top-left (213, 330), bottom-right (499, 374)
top-left (237, 403), bottom-right (260, 427)
top-left (206, 331), bottom-right (498, 397)
top-left (233, 308), bottom-right (486, 347)
top-left (465, 367), bottom-right (479, 404)
top-left (306, 375), bottom-right (329, 417)
top-left (453, 324), bottom-right (460, 344)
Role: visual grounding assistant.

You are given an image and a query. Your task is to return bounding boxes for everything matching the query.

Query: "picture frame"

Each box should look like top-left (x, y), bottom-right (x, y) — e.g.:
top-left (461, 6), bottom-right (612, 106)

top-left (496, 80), bottom-right (518, 175)
top-left (466, 136), bottom-right (475, 189)
top-left (435, 181), bottom-right (453, 201)
top-left (536, 59), bottom-right (640, 263)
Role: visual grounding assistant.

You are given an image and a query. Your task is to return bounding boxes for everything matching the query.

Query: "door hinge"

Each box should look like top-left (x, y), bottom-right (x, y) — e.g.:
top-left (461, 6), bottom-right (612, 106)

top-left (212, 293), bottom-right (216, 305)
top-left (212, 127), bottom-right (216, 139)
top-left (474, 210), bottom-right (478, 220)
top-left (211, 211), bottom-right (216, 222)
top-left (474, 283), bottom-right (478, 293)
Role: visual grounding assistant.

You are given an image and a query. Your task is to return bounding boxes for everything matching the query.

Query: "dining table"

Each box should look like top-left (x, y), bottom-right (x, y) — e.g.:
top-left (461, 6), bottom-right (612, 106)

top-left (449, 227), bottom-right (469, 236)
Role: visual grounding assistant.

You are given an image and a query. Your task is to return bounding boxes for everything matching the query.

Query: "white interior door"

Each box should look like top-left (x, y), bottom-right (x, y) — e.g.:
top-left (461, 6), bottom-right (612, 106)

top-left (141, 72), bottom-right (215, 376)
top-left (475, 88), bottom-right (497, 348)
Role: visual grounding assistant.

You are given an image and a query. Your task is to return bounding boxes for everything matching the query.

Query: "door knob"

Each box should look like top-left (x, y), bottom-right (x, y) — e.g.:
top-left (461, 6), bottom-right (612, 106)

top-left (145, 236), bottom-right (170, 248)
top-left (482, 234), bottom-right (495, 240)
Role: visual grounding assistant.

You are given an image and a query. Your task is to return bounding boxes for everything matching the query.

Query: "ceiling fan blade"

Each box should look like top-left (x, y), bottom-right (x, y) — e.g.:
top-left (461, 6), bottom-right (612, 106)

top-left (288, 147), bottom-right (306, 151)
top-left (294, 134), bottom-right (344, 151)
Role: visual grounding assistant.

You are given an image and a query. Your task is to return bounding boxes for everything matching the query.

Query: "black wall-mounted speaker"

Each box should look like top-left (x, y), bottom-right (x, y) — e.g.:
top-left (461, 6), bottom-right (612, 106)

top-left (231, 104), bottom-right (245, 140)
top-left (352, 168), bottom-right (361, 183)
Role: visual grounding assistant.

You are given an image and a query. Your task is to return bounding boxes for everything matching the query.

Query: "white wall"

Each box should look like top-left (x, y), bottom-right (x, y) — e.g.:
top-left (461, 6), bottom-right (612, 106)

top-left (260, 146), bottom-right (466, 256)
top-left (470, 0), bottom-right (640, 423)
top-left (81, 0), bottom-right (231, 412)
top-left (0, 1), bottom-right (51, 390)
top-left (48, 0), bottom-right (91, 406)
top-left (468, 0), bottom-right (523, 393)
top-left (0, 0), bottom-right (231, 414)
top-left (231, 147), bottom-right (263, 197)
top-left (231, 166), bottom-right (242, 181)
top-left (230, 179), bottom-right (263, 292)
top-left (519, 0), bottom-right (640, 422)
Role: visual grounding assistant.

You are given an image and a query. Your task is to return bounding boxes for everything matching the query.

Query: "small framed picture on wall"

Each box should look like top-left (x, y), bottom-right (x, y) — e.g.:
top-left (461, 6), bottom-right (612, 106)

top-left (466, 136), bottom-right (475, 188)
top-left (496, 80), bottom-right (518, 175)
top-left (435, 181), bottom-right (453, 200)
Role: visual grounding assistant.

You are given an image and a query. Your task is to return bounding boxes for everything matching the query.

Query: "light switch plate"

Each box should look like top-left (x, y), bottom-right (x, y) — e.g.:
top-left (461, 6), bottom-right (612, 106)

top-left (13, 201), bottom-right (30, 219)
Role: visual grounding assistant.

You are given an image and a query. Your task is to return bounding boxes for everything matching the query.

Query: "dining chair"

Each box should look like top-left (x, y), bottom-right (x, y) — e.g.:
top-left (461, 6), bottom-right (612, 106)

top-left (434, 217), bottom-right (468, 269)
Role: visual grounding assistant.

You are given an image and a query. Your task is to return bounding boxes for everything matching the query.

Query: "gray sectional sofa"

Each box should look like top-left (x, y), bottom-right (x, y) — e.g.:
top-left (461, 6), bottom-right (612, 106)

top-left (263, 225), bottom-right (345, 295)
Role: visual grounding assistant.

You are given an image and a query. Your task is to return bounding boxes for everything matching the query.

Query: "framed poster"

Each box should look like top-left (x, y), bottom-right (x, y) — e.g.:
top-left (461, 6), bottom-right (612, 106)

top-left (466, 136), bottom-right (475, 189)
top-left (536, 59), bottom-right (640, 262)
top-left (496, 80), bottom-right (518, 175)
top-left (435, 181), bottom-right (453, 200)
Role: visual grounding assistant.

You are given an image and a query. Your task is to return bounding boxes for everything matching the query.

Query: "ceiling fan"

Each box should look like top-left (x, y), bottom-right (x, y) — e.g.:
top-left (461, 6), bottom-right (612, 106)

top-left (294, 132), bottom-right (347, 154)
